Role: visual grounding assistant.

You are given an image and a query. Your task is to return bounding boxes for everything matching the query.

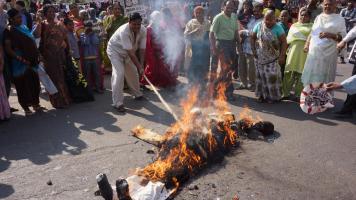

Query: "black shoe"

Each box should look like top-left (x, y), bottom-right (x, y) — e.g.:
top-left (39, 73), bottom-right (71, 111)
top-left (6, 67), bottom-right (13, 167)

top-left (114, 105), bottom-right (126, 113)
top-left (10, 107), bottom-right (19, 113)
top-left (134, 96), bottom-right (145, 101)
top-left (334, 110), bottom-right (352, 118)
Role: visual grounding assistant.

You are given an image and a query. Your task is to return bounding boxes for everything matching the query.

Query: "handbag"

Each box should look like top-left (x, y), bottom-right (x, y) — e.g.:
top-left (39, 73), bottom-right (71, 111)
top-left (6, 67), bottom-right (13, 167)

top-left (37, 62), bottom-right (58, 95)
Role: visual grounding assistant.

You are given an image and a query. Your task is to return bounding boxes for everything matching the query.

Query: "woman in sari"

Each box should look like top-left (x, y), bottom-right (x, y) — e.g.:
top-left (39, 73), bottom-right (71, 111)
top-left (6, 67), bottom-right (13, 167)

top-left (184, 6), bottom-right (210, 87)
top-left (282, 8), bottom-right (312, 100)
top-left (251, 9), bottom-right (287, 103)
top-left (36, 5), bottom-right (71, 108)
top-left (140, 9), bottom-right (179, 88)
top-left (302, 0), bottom-right (346, 86)
top-left (4, 9), bottom-right (42, 115)
top-left (0, 46), bottom-right (10, 120)
top-left (101, 3), bottom-right (127, 73)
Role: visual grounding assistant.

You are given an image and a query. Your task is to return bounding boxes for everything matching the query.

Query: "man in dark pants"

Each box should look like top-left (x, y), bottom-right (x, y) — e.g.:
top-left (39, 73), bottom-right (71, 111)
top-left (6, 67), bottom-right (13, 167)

top-left (210, 0), bottom-right (241, 101)
top-left (327, 73), bottom-right (356, 118)
top-left (335, 31), bottom-right (356, 118)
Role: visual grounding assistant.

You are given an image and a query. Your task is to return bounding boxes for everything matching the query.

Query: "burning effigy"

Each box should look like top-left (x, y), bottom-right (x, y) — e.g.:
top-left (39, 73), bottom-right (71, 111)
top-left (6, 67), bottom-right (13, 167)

top-left (95, 84), bottom-right (274, 200)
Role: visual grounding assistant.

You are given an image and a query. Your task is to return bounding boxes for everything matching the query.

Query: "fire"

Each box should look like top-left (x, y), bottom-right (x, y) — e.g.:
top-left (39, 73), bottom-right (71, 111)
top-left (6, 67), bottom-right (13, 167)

top-left (239, 106), bottom-right (262, 127)
top-left (135, 82), bottom-right (242, 188)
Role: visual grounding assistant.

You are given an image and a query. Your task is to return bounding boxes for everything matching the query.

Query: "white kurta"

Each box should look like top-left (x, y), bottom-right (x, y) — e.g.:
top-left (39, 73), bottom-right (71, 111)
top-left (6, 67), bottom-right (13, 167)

top-left (301, 13), bottom-right (346, 86)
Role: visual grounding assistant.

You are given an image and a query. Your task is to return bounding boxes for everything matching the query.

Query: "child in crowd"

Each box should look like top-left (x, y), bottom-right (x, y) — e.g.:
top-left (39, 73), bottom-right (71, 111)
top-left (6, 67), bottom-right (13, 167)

top-left (80, 22), bottom-right (102, 93)
top-left (64, 18), bottom-right (81, 65)
top-left (282, 8), bottom-right (312, 101)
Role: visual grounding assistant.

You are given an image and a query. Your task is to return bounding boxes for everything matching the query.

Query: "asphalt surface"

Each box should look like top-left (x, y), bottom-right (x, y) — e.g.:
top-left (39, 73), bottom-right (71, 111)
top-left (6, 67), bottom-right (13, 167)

top-left (0, 63), bottom-right (355, 200)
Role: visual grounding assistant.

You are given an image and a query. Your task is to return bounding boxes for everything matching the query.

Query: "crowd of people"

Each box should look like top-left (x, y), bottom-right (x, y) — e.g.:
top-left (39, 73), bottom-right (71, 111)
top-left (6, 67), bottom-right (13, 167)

top-left (0, 0), bottom-right (356, 121)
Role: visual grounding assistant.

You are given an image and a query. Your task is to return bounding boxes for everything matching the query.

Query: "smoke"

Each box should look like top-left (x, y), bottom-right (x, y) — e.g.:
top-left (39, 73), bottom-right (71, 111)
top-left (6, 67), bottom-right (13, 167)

top-left (148, 1), bottom-right (186, 73)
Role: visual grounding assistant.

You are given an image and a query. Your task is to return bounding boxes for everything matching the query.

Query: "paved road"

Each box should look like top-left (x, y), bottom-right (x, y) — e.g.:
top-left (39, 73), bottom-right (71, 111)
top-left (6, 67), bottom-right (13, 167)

top-left (0, 63), bottom-right (355, 200)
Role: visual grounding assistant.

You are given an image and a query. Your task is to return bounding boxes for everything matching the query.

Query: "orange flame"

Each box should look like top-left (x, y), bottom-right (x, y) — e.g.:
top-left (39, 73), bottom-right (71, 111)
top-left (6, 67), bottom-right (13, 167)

top-left (239, 106), bottom-right (262, 127)
top-left (135, 84), bottom-right (253, 188)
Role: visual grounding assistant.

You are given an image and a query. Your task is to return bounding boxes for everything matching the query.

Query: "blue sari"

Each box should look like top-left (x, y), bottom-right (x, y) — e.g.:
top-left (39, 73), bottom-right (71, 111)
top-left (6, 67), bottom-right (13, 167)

top-left (11, 25), bottom-right (37, 77)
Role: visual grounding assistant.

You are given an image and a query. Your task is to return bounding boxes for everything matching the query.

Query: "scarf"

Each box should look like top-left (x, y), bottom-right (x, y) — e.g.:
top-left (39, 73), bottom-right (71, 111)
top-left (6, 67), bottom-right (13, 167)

top-left (15, 24), bottom-right (35, 41)
top-left (287, 22), bottom-right (312, 44)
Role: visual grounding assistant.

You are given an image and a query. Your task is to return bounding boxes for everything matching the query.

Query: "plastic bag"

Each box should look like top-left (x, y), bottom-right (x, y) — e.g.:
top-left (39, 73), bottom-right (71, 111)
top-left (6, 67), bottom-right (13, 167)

top-left (300, 83), bottom-right (334, 114)
top-left (37, 63), bottom-right (58, 95)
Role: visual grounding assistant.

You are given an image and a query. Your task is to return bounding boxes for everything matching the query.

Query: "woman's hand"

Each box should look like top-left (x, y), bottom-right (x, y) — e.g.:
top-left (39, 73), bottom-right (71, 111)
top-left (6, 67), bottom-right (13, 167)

top-left (319, 32), bottom-right (332, 39)
top-left (278, 55), bottom-right (286, 66)
top-left (303, 42), bottom-right (309, 53)
top-left (319, 32), bottom-right (339, 40)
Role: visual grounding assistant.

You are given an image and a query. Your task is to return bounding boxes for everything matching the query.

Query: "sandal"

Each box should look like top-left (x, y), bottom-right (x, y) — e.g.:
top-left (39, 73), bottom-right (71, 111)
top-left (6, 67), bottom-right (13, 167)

top-left (24, 110), bottom-right (34, 116)
top-left (33, 105), bottom-right (46, 112)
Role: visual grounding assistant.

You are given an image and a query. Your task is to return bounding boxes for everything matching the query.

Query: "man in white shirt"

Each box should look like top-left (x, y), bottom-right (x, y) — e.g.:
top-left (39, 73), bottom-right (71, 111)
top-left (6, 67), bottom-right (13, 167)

top-left (107, 12), bottom-right (146, 112)
top-left (334, 27), bottom-right (356, 118)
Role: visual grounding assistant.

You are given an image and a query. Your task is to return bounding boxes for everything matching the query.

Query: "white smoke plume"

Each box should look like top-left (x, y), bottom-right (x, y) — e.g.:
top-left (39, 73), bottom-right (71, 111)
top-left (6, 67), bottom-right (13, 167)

top-left (148, 0), bottom-right (186, 72)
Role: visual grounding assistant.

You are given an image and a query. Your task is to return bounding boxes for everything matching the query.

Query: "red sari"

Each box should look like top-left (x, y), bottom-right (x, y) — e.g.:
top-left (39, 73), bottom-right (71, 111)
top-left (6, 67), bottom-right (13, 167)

top-left (140, 26), bottom-right (178, 87)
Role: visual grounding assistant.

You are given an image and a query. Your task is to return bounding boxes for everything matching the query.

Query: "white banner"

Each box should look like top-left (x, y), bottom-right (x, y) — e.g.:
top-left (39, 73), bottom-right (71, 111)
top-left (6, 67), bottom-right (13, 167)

top-left (123, 0), bottom-right (147, 19)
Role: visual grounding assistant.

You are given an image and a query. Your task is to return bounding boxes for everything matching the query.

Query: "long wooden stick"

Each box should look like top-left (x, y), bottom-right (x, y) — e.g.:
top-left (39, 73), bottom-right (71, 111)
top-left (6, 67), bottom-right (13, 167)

top-left (142, 75), bottom-right (180, 122)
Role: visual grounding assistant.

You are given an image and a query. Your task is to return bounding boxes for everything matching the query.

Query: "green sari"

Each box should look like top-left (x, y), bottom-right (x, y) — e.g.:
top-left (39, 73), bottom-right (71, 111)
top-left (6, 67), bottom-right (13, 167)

top-left (285, 22), bottom-right (312, 73)
top-left (101, 15), bottom-right (128, 72)
top-left (283, 22), bottom-right (312, 98)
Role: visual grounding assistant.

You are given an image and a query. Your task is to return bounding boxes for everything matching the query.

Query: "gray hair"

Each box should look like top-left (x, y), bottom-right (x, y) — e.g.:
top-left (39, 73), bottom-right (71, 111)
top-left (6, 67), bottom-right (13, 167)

top-left (149, 11), bottom-right (162, 25)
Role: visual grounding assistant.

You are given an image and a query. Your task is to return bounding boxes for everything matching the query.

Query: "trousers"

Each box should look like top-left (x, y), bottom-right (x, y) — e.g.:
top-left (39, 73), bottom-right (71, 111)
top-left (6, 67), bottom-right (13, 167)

top-left (340, 64), bottom-right (356, 114)
top-left (108, 51), bottom-right (142, 107)
top-left (83, 59), bottom-right (101, 90)
top-left (238, 53), bottom-right (255, 87)
top-left (210, 40), bottom-right (236, 97)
